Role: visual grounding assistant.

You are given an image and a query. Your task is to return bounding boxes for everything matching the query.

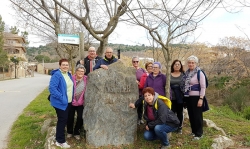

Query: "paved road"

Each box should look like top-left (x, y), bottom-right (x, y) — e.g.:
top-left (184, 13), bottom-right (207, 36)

top-left (0, 73), bottom-right (51, 149)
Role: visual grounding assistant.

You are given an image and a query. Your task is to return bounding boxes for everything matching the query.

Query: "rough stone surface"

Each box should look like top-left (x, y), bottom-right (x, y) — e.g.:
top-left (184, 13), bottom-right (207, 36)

top-left (203, 119), bottom-right (226, 136)
top-left (41, 118), bottom-right (52, 134)
top-left (44, 126), bottom-right (57, 149)
top-left (83, 61), bottom-right (138, 147)
top-left (211, 135), bottom-right (234, 149)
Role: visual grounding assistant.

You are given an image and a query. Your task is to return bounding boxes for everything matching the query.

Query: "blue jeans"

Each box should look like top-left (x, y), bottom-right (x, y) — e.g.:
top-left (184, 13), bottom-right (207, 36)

top-left (144, 124), bottom-right (177, 146)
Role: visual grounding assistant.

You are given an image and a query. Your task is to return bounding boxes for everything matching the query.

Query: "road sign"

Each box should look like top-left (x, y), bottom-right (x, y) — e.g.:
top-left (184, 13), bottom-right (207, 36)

top-left (58, 34), bottom-right (79, 44)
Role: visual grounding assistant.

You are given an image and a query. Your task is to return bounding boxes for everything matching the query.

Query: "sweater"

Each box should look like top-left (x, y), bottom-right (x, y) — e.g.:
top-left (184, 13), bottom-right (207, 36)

top-left (144, 72), bottom-right (166, 96)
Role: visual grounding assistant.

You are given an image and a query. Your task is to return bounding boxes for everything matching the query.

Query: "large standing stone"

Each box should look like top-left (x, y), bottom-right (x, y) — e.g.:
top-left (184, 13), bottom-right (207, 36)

top-left (83, 61), bottom-right (138, 147)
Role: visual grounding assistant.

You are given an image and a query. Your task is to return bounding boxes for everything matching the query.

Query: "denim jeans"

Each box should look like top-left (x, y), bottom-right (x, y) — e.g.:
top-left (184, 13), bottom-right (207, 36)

top-left (144, 124), bottom-right (178, 146)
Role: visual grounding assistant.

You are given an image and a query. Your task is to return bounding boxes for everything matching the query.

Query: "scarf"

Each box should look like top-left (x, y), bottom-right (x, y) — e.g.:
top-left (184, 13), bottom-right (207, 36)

top-left (88, 55), bottom-right (97, 72)
top-left (75, 78), bottom-right (85, 101)
top-left (182, 67), bottom-right (201, 93)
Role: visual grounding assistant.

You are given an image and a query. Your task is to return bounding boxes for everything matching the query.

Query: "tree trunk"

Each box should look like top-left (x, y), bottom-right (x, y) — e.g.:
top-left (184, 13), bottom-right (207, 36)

top-left (97, 37), bottom-right (109, 56)
top-left (162, 46), bottom-right (171, 99)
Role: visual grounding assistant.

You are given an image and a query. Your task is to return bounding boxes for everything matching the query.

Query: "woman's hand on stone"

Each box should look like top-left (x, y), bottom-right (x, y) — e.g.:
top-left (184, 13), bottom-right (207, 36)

top-left (129, 103), bottom-right (135, 108)
top-left (145, 125), bottom-right (149, 130)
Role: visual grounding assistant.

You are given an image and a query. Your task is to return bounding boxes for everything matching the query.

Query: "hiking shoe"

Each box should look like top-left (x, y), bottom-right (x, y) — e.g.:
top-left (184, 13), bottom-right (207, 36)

top-left (161, 145), bottom-right (171, 149)
top-left (188, 133), bottom-right (195, 137)
top-left (137, 120), bottom-right (141, 125)
top-left (74, 135), bottom-right (80, 140)
top-left (193, 135), bottom-right (203, 140)
top-left (140, 120), bottom-right (144, 124)
top-left (66, 133), bottom-right (72, 138)
top-left (175, 127), bottom-right (182, 134)
top-left (55, 141), bottom-right (70, 148)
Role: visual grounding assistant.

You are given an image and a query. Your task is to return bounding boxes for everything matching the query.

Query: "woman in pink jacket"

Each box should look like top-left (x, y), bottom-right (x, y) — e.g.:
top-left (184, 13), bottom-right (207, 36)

top-left (67, 64), bottom-right (87, 140)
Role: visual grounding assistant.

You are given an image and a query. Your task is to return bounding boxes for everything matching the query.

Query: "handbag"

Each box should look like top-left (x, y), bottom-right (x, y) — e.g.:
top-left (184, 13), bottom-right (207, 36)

top-left (47, 94), bottom-right (50, 101)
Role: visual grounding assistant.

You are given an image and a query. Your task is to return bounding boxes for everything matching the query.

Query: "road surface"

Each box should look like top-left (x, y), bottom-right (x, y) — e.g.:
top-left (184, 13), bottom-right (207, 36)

top-left (0, 73), bottom-right (51, 149)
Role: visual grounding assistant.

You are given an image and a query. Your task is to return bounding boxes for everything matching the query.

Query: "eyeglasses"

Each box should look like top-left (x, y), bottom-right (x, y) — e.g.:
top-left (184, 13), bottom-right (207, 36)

top-left (153, 67), bottom-right (159, 69)
top-left (174, 64), bottom-right (180, 66)
top-left (147, 65), bottom-right (153, 68)
top-left (88, 50), bottom-right (96, 52)
top-left (61, 64), bottom-right (69, 66)
top-left (106, 52), bottom-right (112, 54)
top-left (133, 61), bottom-right (139, 63)
top-left (77, 70), bottom-right (85, 73)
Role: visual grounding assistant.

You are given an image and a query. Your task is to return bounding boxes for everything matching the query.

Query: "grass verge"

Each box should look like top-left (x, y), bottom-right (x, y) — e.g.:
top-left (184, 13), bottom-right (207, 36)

top-left (7, 88), bottom-right (250, 149)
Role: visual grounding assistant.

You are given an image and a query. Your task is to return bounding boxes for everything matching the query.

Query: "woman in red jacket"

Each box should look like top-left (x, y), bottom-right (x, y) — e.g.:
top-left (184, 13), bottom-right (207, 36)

top-left (138, 62), bottom-right (153, 89)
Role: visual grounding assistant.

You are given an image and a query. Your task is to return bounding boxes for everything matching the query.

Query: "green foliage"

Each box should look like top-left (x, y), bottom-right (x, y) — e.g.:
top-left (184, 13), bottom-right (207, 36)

top-left (35, 55), bottom-right (51, 63)
top-left (7, 88), bottom-right (55, 149)
top-left (211, 76), bottom-right (232, 89)
top-left (9, 26), bottom-right (20, 34)
top-left (21, 30), bottom-right (29, 46)
top-left (224, 86), bottom-right (250, 112)
top-left (0, 15), bottom-right (9, 66)
top-left (243, 106), bottom-right (250, 120)
top-left (10, 57), bottom-right (20, 64)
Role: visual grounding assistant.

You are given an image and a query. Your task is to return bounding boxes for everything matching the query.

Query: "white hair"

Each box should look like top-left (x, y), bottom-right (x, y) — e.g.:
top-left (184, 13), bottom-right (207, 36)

top-left (187, 55), bottom-right (198, 63)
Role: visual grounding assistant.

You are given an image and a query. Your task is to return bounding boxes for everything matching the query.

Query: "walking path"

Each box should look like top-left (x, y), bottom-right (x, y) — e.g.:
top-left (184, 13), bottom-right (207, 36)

top-left (0, 73), bottom-right (50, 149)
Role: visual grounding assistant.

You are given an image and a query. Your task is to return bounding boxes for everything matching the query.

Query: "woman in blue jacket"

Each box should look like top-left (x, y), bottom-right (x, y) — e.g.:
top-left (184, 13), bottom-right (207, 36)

top-left (49, 59), bottom-right (73, 148)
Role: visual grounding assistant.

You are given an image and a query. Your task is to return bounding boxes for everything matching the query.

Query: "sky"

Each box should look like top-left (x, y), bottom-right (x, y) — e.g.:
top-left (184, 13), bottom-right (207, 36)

top-left (1, 0), bottom-right (250, 47)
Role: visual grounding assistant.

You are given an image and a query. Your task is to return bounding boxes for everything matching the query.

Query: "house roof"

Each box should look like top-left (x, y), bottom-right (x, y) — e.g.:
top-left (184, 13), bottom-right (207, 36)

top-left (3, 32), bottom-right (26, 43)
top-left (44, 62), bottom-right (59, 69)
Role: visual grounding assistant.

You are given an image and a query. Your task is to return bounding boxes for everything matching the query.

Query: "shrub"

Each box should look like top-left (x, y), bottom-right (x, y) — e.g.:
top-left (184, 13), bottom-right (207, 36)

top-left (243, 106), bottom-right (250, 120)
top-left (223, 86), bottom-right (250, 112)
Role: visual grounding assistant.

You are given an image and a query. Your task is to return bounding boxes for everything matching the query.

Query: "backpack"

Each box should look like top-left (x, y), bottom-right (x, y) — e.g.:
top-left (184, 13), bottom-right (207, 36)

top-left (197, 70), bottom-right (208, 88)
top-left (154, 95), bottom-right (172, 110)
top-left (142, 95), bottom-right (172, 109)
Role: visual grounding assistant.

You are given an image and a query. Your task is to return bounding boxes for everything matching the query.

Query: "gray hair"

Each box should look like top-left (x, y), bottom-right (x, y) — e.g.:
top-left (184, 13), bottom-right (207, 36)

top-left (88, 46), bottom-right (96, 51)
top-left (132, 56), bottom-right (139, 62)
top-left (75, 64), bottom-right (86, 72)
top-left (187, 55), bottom-right (198, 63)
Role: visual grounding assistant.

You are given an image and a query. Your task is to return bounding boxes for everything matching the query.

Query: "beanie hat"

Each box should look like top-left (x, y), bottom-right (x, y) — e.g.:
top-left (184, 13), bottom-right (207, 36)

top-left (154, 62), bottom-right (162, 69)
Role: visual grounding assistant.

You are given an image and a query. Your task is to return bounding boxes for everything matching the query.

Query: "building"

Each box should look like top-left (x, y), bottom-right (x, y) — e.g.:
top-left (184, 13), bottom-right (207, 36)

top-left (3, 32), bottom-right (28, 78)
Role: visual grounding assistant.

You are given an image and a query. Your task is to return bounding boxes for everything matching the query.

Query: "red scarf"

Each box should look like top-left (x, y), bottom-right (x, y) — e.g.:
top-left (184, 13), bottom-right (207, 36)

top-left (88, 55), bottom-right (97, 72)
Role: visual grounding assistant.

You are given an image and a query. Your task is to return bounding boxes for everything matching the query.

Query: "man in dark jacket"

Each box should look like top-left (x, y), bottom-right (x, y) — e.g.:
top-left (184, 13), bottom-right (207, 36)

top-left (76, 47), bottom-right (102, 75)
top-left (93, 47), bottom-right (117, 70)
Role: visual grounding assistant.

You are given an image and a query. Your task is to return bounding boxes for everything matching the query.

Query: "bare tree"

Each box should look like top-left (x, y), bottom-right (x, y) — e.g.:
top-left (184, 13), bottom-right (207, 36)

top-left (10, 0), bottom-right (131, 57)
top-left (52, 0), bottom-right (131, 55)
top-left (125, 0), bottom-right (221, 97)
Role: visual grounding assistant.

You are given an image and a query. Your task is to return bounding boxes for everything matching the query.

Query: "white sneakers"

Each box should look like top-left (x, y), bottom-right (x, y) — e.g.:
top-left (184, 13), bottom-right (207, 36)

top-left (55, 141), bottom-right (70, 148)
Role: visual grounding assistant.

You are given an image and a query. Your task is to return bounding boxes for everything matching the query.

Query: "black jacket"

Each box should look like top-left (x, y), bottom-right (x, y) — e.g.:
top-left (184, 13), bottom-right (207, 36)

top-left (136, 93), bottom-right (180, 129)
top-left (76, 56), bottom-right (102, 75)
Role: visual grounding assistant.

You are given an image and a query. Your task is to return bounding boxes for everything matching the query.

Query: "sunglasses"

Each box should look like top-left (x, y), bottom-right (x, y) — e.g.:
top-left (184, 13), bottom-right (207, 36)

top-left (133, 61), bottom-right (139, 63)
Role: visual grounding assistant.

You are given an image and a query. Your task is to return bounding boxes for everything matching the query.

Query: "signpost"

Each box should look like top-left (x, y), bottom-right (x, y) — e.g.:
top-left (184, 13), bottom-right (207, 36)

top-left (58, 34), bottom-right (79, 44)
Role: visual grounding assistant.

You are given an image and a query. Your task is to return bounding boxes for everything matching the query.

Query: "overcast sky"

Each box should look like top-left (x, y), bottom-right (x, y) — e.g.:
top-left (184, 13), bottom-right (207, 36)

top-left (1, 1), bottom-right (250, 47)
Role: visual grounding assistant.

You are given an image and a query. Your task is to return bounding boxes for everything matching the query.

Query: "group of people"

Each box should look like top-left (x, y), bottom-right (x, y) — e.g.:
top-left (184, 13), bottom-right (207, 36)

top-left (129, 55), bottom-right (206, 149)
top-left (49, 45), bottom-right (206, 149)
top-left (48, 47), bottom-right (117, 148)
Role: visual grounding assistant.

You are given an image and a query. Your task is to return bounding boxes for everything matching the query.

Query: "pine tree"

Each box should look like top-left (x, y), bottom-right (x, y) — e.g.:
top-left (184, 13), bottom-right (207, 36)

top-left (0, 15), bottom-right (9, 69)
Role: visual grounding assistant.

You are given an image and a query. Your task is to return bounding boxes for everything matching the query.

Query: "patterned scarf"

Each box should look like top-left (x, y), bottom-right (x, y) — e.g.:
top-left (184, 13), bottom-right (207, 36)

top-left (75, 79), bottom-right (85, 101)
top-left (182, 67), bottom-right (201, 93)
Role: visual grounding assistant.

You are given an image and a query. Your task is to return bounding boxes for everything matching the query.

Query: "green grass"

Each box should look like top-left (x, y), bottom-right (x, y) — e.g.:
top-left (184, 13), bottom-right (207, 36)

top-left (7, 89), bottom-right (250, 149)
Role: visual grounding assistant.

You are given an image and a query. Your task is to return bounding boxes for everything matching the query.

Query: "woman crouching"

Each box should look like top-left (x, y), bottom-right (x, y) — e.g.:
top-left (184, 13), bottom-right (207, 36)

top-left (129, 87), bottom-right (179, 149)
